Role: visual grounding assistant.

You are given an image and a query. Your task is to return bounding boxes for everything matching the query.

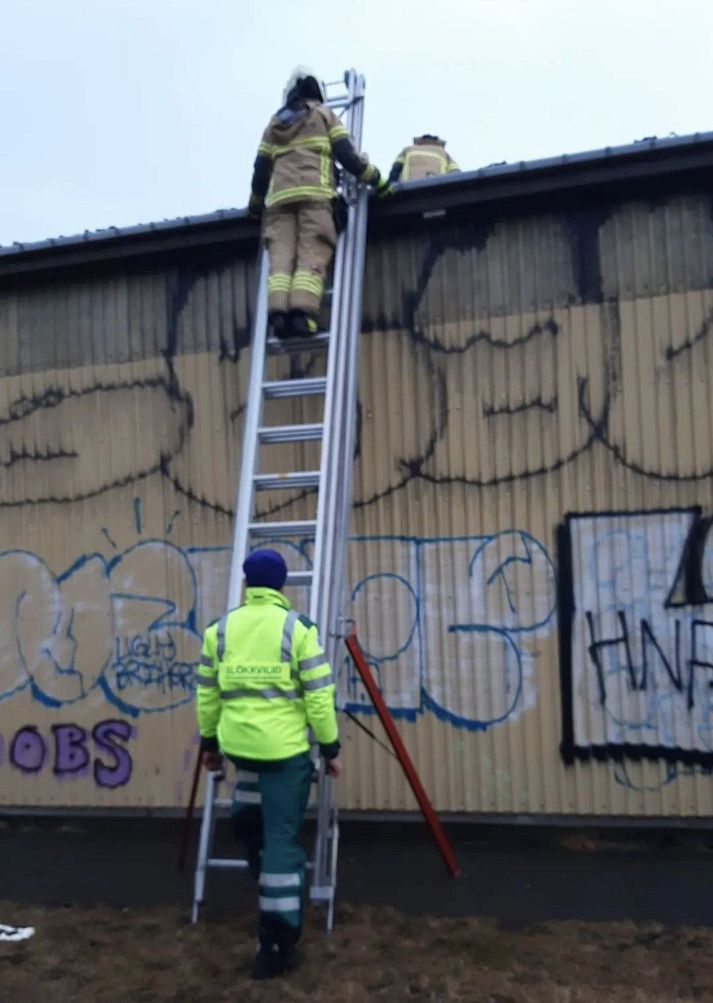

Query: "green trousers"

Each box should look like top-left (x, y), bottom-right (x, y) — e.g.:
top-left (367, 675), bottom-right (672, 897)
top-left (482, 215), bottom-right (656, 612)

top-left (230, 750), bottom-right (313, 947)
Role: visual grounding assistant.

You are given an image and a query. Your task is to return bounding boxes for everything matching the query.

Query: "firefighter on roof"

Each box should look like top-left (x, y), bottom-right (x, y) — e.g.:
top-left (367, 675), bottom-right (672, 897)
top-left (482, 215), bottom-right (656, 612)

top-left (196, 548), bottom-right (341, 980)
top-left (249, 66), bottom-right (385, 339)
top-left (388, 134), bottom-right (460, 184)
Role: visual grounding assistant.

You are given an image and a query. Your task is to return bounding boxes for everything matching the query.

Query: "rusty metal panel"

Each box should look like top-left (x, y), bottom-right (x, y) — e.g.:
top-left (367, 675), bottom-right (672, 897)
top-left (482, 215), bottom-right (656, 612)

top-left (2, 188), bottom-right (713, 818)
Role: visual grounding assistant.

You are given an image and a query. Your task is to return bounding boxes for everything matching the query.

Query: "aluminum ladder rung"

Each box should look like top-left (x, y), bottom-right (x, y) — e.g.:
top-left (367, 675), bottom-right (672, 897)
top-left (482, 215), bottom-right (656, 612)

top-left (248, 519), bottom-right (316, 538)
top-left (253, 470), bottom-right (321, 491)
top-left (258, 423), bottom-right (323, 444)
top-left (208, 855), bottom-right (316, 872)
top-left (310, 886), bottom-right (334, 902)
top-left (266, 333), bottom-right (329, 354)
top-left (207, 858), bottom-right (249, 870)
top-left (263, 377), bottom-right (327, 399)
top-left (207, 67), bottom-right (367, 934)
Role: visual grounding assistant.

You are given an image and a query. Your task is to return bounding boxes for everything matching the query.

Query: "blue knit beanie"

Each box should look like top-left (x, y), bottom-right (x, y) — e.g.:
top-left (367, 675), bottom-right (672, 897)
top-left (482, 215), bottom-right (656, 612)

top-left (243, 548), bottom-right (288, 590)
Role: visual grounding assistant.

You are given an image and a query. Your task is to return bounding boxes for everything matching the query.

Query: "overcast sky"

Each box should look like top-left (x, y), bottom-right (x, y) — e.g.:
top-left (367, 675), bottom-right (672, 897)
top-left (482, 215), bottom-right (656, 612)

top-left (2, 0), bottom-right (711, 246)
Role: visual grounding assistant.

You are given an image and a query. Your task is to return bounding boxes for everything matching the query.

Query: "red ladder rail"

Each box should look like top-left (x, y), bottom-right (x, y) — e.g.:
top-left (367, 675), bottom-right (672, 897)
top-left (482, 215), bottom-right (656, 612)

top-left (345, 631), bottom-right (460, 878)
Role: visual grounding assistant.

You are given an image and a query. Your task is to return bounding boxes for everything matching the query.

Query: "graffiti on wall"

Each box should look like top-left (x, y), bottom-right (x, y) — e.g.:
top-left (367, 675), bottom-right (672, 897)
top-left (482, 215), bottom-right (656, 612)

top-left (1, 720), bottom-right (134, 787)
top-left (343, 530), bottom-right (556, 730)
top-left (0, 513), bottom-right (556, 788)
top-left (559, 508), bottom-right (713, 766)
top-left (0, 537), bottom-right (203, 717)
top-left (3, 208), bottom-right (713, 518)
top-left (3, 194), bottom-right (713, 808)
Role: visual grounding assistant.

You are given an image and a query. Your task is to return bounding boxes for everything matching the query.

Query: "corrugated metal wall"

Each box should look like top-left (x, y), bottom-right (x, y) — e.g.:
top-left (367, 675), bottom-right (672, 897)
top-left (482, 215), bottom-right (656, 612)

top-left (2, 187), bottom-right (713, 817)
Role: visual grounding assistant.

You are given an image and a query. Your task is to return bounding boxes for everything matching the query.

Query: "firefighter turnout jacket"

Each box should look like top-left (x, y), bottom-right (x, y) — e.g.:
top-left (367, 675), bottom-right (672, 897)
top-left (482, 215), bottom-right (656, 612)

top-left (249, 99), bottom-right (380, 213)
top-left (388, 135), bottom-right (460, 184)
top-left (196, 587), bottom-right (339, 761)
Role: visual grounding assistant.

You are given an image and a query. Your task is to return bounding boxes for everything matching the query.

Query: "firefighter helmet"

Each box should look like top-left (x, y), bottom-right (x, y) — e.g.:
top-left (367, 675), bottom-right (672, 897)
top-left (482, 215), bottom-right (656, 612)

top-left (283, 65), bottom-right (326, 104)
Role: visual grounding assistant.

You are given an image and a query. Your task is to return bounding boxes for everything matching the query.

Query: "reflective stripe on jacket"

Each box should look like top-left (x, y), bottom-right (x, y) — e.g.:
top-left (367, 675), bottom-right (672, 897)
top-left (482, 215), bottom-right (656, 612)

top-left (389, 136), bottom-right (460, 184)
top-left (250, 99), bottom-right (379, 210)
top-left (196, 586), bottom-right (338, 760)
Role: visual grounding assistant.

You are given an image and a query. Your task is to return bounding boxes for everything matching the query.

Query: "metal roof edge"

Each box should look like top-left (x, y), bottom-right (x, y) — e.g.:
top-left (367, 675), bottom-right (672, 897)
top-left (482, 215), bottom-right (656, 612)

top-left (0, 206), bottom-right (250, 257)
top-left (376, 128), bottom-right (713, 220)
top-left (397, 129), bottom-right (713, 192)
top-left (1, 129), bottom-right (712, 276)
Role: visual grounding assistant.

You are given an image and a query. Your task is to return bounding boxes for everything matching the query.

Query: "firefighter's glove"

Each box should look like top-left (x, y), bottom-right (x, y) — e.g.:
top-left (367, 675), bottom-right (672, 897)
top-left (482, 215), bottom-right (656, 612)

top-left (375, 176), bottom-right (392, 199)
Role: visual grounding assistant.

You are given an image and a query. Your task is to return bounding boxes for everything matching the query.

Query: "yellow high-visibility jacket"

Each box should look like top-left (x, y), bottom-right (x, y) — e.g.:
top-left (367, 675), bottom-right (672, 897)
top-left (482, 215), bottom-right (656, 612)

top-left (196, 587), bottom-right (339, 761)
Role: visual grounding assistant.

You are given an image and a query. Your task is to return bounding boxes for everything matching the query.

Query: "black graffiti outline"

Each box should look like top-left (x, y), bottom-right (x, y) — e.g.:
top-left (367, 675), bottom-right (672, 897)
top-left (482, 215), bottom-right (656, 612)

top-left (579, 380), bottom-right (713, 482)
top-left (357, 378), bottom-right (608, 508)
top-left (483, 394), bottom-right (558, 418)
top-left (665, 302), bottom-right (713, 361)
top-left (4, 220), bottom-right (713, 517)
top-left (1, 447), bottom-right (78, 470)
top-left (0, 377), bottom-right (192, 509)
top-left (559, 507), bottom-right (713, 768)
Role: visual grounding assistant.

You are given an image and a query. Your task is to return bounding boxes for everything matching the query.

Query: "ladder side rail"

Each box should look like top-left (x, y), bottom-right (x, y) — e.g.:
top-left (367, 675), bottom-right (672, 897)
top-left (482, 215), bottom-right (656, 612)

top-left (308, 147), bottom-right (360, 905)
top-left (191, 770), bottom-right (220, 922)
top-left (227, 249), bottom-right (271, 608)
top-left (309, 70), bottom-right (365, 631)
top-left (325, 67), bottom-right (364, 112)
top-left (322, 72), bottom-right (365, 630)
top-left (309, 70), bottom-right (364, 630)
top-left (310, 192), bottom-right (367, 900)
top-left (310, 72), bottom-right (367, 903)
top-left (315, 190), bottom-right (368, 658)
top-left (309, 221), bottom-right (353, 629)
top-left (328, 188), bottom-right (369, 652)
top-left (307, 222), bottom-right (354, 904)
top-left (310, 760), bottom-right (332, 901)
top-left (326, 814), bottom-right (339, 932)
top-left (308, 224), bottom-right (349, 620)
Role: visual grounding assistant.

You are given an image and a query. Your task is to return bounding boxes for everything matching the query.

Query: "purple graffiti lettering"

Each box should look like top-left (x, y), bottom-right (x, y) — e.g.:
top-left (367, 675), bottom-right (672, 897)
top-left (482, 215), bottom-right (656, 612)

top-left (10, 727), bottom-right (47, 773)
top-left (52, 724), bottom-right (90, 776)
top-left (92, 719), bottom-right (133, 788)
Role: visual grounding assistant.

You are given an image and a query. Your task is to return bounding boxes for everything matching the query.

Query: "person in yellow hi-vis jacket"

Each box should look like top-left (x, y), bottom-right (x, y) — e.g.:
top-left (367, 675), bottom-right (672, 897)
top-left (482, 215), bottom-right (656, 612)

top-left (388, 134), bottom-right (460, 184)
top-left (248, 66), bottom-right (386, 340)
top-left (196, 548), bottom-right (341, 980)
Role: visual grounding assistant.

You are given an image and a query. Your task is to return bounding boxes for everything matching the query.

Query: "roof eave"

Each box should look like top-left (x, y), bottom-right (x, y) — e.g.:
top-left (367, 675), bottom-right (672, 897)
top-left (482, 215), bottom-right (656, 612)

top-left (2, 130), bottom-right (713, 279)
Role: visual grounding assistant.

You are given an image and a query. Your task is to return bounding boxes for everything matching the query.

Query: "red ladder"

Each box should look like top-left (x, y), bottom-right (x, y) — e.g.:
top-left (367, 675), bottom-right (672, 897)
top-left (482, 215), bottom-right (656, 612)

top-left (345, 630), bottom-right (460, 878)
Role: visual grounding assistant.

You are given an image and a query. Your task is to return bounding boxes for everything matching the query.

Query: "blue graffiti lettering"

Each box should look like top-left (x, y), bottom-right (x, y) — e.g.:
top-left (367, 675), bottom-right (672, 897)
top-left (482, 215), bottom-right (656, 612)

top-left (0, 527), bottom-right (556, 731)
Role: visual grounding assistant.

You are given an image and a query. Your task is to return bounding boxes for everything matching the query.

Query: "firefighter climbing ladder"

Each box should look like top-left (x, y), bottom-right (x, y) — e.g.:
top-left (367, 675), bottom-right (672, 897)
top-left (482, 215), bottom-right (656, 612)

top-left (191, 69), bottom-right (369, 931)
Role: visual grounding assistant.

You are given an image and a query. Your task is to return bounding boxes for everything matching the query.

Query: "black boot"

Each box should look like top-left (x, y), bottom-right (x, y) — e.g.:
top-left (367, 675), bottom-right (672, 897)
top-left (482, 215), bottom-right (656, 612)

top-left (268, 311), bottom-right (288, 340)
top-left (250, 943), bottom-right (303, 980)
top-left (287, 309), bottom-right (318, 339)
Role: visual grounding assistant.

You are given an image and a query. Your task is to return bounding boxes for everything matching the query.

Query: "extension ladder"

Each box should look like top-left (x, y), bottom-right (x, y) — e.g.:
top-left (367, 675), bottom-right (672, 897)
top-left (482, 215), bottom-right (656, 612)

top-left (192, 68), bottom-right (369, 931)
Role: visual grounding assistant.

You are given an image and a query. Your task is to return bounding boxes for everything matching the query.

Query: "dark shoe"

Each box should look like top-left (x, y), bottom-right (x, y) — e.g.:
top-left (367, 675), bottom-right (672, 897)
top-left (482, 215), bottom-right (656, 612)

top-left (280, 946), bottom-right (303, 975)
top-left (250, 944), bottom-right (303, 980)
top-left (287, 310), bottom-right (318, 338)
top-left (268, 311), bottom-right (288, 340)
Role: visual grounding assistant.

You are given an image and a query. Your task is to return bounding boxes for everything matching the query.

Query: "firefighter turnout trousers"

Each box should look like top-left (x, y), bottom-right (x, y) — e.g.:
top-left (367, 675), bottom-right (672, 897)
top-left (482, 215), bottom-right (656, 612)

top-left (230, 751), bottom-right (314, 947)
top-left (263, 201), bottom-right (336, 320)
